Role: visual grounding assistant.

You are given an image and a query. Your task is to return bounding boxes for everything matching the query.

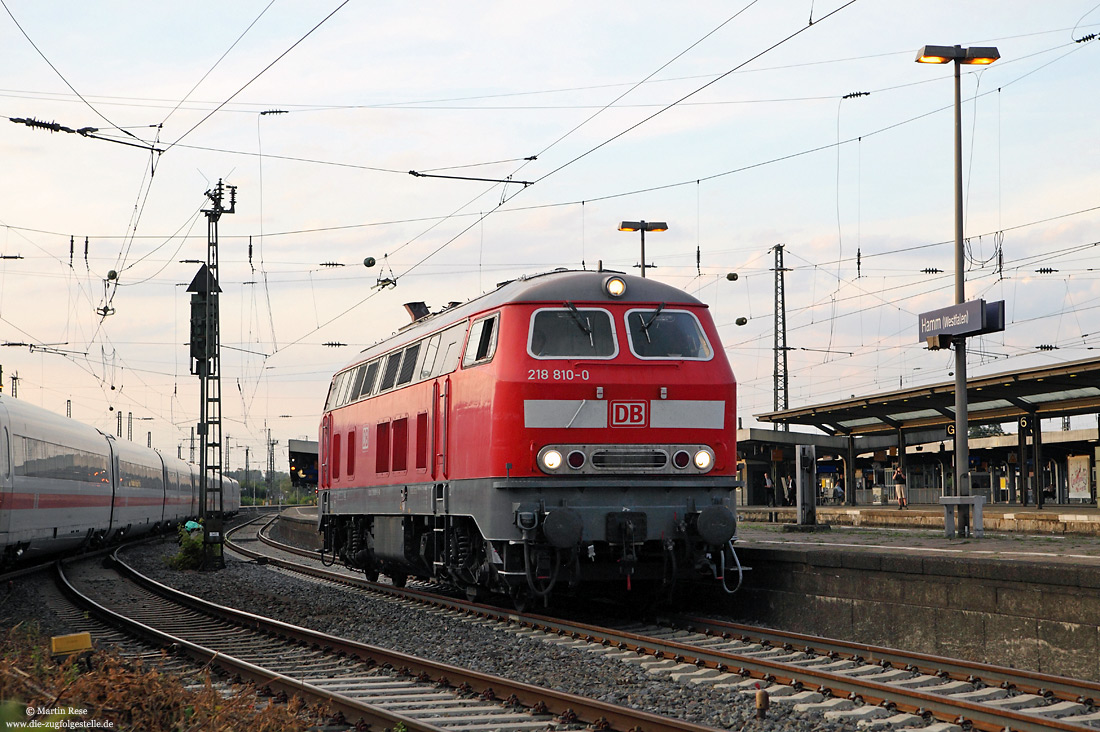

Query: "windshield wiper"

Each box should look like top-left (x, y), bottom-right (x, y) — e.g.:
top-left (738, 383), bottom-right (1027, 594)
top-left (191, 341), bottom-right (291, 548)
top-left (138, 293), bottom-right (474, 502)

top-left (639, 302), bottom-right (666, 343)
top-left (563, 301), bottom-right (594, 348)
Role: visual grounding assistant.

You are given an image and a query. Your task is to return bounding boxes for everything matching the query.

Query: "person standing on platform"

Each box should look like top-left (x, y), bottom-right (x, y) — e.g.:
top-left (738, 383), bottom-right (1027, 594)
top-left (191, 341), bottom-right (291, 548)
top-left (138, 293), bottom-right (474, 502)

top-left (893, 465), bottom-right (907, 509)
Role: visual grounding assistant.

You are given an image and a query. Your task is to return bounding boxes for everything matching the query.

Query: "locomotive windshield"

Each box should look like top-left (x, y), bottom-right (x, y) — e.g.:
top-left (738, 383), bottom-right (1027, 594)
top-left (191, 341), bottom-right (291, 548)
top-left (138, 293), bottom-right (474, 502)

top-left (625, 308), bottom-right (713, 359)
top-left (529, 307), bottom-right (617, 358)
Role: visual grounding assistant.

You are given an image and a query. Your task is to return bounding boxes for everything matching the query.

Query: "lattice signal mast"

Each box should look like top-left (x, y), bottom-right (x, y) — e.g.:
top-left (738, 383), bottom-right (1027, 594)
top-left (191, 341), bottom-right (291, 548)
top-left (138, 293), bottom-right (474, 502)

top-left (772, 244), bottom-right (789, 431)
top-left (188, 179), bottom-right (236, 570)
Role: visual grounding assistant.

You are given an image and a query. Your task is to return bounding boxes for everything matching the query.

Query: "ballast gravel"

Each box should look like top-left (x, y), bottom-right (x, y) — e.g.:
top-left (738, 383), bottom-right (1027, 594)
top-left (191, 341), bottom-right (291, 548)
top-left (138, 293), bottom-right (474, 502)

top-left (0, 531), bottom-right (863, 732)
top-left (108, 537), bottom-right (861, 732)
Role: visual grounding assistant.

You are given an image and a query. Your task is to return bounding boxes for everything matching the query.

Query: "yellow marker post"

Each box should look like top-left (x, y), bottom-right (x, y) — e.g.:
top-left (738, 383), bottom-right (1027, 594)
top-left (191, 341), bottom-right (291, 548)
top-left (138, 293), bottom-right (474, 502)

top-left (50, 632), bottom-right (92, 656)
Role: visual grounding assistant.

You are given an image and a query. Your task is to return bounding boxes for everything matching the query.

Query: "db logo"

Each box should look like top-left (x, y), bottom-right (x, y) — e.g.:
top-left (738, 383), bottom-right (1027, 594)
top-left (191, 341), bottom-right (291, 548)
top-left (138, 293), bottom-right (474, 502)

top-left (610, 401), bottom-right (648, 427)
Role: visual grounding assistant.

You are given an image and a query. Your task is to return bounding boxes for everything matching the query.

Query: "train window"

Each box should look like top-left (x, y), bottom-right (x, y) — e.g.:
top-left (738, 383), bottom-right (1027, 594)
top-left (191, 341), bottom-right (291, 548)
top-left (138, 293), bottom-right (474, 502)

top-left (376, 422), bottom-right (390, 473)
top-left (529, 307), bottom-right (617, 359)
top-left (379, 351), bottom-right (403, 392)
top-left (13, 435), bottom-right (110, 483)
top-left (357, 359), bottom-right (381, 400)
top-left (392, 418), bottom-right (408, 472)
top-left (625, 308), bottom-right (713, 360)
top-left (397, 343), bottom-right (421, 385)
top-left (462, 314), bottom-right (499, 367)
top-left (1, 427), bottom-right (8, 478)
top-left (419, 334), bottom-right (441, 380)
top-left (119, 459), bottom-right (165, 492)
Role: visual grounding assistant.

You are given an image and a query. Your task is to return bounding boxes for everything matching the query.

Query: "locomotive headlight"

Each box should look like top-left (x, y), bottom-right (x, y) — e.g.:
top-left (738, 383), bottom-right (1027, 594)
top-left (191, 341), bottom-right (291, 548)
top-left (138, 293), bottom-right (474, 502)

top-left (541, 449), bottom-right (563, 471)
top-left (604, 276), bottom-right (627, 298)
top-left (693, 448), bottom-right (714, 471)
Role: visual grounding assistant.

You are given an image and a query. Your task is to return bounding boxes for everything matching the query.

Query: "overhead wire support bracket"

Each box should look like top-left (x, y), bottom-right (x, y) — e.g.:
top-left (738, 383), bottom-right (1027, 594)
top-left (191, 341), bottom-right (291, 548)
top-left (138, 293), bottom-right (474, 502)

top-left (407, 170), bottom-right (533, 186)
top-left (9, 116), bottom-right (163, 152)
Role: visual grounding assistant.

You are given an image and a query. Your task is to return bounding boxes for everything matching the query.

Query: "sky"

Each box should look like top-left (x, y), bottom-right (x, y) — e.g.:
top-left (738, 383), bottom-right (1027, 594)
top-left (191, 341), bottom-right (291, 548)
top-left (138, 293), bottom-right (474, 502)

top-left (2, 1), bottom-right (1099, 469)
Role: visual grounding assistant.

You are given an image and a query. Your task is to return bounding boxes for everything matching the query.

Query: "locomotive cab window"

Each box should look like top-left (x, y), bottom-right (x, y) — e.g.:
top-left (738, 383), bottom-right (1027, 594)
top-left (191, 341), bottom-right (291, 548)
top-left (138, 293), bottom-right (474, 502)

top-left (625, 308), bottom-right (713, 360)
top-left (462, 313), bottom-right (499, 367)
top-left (325, 371), bottom-right (347, 411)
top-left (528, 306), bottom-right (617, 359)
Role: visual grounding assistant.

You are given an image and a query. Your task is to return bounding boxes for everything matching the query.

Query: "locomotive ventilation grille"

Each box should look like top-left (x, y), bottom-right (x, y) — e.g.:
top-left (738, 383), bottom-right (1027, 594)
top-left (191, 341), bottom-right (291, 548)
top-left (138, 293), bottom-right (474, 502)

top-left (591, 449), bottom-right (667, 470)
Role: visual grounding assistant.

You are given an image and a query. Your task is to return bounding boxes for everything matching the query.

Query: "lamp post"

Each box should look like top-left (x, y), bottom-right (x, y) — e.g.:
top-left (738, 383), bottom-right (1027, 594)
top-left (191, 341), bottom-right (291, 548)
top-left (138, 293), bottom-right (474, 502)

top-left (915, 44), bottom-right (999, 497)
top-left (618, 220), bottom-right (667, 278)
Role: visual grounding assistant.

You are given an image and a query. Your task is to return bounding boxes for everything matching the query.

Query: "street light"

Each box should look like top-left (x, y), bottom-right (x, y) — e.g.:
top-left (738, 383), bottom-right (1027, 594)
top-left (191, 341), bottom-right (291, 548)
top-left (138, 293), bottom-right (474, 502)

top-left (915, 44), bottom-right (999, 499)
top-left (618, 220), bottom-right (667, 278)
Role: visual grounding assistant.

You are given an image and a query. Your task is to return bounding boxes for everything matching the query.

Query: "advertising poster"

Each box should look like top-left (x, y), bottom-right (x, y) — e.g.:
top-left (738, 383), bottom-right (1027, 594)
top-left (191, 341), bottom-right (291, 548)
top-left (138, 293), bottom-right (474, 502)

top-left (1068, 454), bottom-right (1091, 500)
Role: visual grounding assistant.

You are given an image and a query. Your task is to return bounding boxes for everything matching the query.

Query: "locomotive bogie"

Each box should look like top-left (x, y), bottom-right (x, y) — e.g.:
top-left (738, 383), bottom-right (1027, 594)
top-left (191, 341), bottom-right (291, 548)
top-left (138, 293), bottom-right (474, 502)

top-left (319, 270), bottom-right (741, 602)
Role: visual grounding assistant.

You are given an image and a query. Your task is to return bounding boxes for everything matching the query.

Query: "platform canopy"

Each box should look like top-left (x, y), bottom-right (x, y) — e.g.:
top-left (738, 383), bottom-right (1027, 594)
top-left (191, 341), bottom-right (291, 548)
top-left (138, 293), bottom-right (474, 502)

top-left (755, 356), bottom-right (1100, 436)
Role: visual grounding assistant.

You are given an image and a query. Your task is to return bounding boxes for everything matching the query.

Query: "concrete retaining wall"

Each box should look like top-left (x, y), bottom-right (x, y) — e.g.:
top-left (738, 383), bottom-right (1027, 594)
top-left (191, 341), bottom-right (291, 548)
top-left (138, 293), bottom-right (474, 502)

top-left (269, 512), bottom-right (322, 550)
top-left (727, 546), bottom-right (1100, 681)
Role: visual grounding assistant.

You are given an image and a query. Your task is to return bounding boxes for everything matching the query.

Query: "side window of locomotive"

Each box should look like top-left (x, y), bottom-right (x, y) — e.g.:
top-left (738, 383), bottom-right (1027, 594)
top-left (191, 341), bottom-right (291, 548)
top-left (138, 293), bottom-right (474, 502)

top-left (378, 351), bottom-right (404, 392)
top-left (396, 342), bottom-right (421, 386)
top-left (625, 309), bottom-right (713, 360)
top-left (357, 359), bottom-right (381, 400)
top-left (1, 427), bottom-right (9, 478)
top-left (529, 308), bottom-right (617, 359)
top-left (462, 314), bottom-right (499, 367)
top-left (419, 334), bottom-right (441, 380)
top-left (428, 323), bottom-right (467, 377)
top-left (347, 365), bottom-right (368, 404)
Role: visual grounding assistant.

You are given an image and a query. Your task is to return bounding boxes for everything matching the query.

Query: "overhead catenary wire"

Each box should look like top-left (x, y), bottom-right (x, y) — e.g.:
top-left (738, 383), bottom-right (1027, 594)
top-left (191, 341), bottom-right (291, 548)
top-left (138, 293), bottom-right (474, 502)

top-left (162, 0), bottom-right (352, 153)
top-left (4, 7), bottom-right (1098, 446)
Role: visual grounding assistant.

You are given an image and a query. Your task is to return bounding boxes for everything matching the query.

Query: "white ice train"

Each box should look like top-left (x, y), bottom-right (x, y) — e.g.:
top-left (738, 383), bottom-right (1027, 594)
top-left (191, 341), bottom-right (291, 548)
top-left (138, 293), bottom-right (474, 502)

top-left (0, 395), bottom-right (239, 567)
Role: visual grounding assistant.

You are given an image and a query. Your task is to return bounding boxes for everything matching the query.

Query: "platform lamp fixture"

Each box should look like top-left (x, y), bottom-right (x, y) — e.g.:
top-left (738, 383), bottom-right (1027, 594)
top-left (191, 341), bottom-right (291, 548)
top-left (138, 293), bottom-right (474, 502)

top-left (915, 44), bottom-right (999, 498)
top-left (618, 220), bottom-right (667, 278)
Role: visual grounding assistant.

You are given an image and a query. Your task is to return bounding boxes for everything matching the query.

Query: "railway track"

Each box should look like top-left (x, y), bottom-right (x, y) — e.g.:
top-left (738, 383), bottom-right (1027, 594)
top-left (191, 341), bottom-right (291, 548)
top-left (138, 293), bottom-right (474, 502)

top-left (60, 539), bottom-right (724, 732)
top-left (229, 517), bottom-right (1100, 732)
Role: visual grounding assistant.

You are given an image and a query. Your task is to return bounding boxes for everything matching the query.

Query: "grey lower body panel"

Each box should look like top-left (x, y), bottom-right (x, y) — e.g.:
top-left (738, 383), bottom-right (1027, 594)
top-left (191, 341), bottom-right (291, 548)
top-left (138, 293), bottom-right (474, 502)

top-left (324, 475), bottom-right (737, 544)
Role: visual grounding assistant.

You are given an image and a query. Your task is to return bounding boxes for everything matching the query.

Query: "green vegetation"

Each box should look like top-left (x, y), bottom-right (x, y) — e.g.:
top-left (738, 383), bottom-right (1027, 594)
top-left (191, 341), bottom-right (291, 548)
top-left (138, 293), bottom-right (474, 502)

top-left (166, 522), bottom-right (205, 570)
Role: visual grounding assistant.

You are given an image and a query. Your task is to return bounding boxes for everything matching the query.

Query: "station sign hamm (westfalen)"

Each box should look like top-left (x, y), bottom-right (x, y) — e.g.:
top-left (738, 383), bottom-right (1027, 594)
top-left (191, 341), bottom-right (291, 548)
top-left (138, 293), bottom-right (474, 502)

top-left (918, 299), bottom-right (1005, 348)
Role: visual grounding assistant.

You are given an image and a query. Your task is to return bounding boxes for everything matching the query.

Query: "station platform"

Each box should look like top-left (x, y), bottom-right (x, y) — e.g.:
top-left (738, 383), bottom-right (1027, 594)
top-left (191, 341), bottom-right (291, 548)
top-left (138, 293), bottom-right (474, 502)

top-left (273, 503), bottom-right (1100, 678)
top-left (738, 502), bottom-right (1100, 538)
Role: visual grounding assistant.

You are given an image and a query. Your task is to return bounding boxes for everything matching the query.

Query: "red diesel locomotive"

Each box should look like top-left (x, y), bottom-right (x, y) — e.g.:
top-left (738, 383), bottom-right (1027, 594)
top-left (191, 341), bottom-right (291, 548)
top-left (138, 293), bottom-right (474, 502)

top-left (318, 269), bottom-right (739, 605)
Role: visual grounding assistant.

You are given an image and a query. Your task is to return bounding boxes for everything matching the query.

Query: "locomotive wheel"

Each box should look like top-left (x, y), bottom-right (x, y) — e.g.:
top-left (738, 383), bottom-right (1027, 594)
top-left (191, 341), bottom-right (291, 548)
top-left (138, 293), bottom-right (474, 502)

top-left (363, 567), bottom-right (379, 582)
top-left (508, 586), bottom-right (532, 613)
top-left (389, 573), bottom-right (408, 588)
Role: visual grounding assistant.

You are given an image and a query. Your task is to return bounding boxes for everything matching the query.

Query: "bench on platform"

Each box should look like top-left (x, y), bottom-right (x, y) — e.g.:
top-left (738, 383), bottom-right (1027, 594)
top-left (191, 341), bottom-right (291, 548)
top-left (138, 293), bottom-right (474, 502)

top-left (939, 495), bottom-right (986, 538)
